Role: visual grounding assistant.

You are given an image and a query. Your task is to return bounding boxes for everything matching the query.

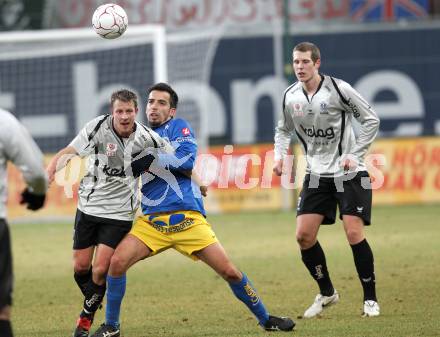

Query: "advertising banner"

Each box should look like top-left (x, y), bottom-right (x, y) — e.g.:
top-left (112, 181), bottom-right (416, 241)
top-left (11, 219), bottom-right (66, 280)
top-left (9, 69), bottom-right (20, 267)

top-left (368, 137), bottom-right (440, 205)
top-left (292, 137), bottom-right (440, 206)
top-left (196, 144), bottom-right (293, 213)
top-left (350, 0), bottom-right (429, 22)
top-left (48, 0), bottom-right (429, 30)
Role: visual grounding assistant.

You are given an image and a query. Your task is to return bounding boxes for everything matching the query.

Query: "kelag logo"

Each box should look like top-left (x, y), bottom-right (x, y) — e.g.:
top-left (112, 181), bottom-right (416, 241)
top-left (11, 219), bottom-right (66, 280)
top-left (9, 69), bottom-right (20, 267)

top-left (300, 125), bottom-right (335, 139)
top-left (347, 99), bottom-right (361, 118)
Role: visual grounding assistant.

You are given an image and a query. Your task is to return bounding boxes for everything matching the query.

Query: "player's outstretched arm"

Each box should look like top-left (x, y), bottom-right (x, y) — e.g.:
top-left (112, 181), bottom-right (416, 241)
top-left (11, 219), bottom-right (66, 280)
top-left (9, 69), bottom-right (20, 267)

top-left (46, 146), bottom-right (78, 184)
top-left (1, 111), bottom-right (48, 210)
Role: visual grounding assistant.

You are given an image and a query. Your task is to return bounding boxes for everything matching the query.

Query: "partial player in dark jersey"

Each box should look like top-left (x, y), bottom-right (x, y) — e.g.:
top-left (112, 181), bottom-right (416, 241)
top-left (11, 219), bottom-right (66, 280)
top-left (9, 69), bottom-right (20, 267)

top-left (46, 89), bottom-right (170, 337)
top-left (0, 108), bottom-right (47, 337)
top-left (274, 42), bottom-right (380, 318)
top-left (90, 83), bottom-right (295, 337)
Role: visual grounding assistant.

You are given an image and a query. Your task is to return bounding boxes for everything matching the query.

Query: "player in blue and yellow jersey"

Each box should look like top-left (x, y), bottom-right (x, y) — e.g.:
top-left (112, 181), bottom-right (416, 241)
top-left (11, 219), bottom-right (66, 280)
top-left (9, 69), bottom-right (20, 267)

top-left (91, 83), bottom-right (295, 337)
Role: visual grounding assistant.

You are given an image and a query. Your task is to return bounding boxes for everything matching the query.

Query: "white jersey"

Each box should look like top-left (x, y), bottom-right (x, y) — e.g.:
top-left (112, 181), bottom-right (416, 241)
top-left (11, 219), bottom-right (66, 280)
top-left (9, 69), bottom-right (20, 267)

top-left (275, 75), bottom-right (380, 177)
top-left (69, 115), bottom-right (171, 221)
top-left (0, 109), bottom-right (47, 219)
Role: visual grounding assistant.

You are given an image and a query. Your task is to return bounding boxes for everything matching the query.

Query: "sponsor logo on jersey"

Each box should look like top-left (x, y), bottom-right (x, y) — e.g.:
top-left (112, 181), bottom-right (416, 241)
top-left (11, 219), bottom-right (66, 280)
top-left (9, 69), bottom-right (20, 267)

top-left (174, 136), bottom-right (197, 144)
top-left (300, 124), bottom-right (335, 139)
top-left (182, 127), bottom-right (190, 135)
top-left (102, 164), bottom-right (125, 177)
top-left (293, 102), bottom-right (304, 117)
top-left (106, 143), bottom-right (117, 156)
top-left (148, 213), bottom-right (195, 233)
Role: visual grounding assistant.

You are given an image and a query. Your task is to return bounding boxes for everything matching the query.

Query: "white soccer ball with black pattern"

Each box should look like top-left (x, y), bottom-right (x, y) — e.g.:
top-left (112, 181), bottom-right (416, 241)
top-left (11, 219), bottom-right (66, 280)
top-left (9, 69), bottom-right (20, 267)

top-left (92, 3), bottom-right (128, 39)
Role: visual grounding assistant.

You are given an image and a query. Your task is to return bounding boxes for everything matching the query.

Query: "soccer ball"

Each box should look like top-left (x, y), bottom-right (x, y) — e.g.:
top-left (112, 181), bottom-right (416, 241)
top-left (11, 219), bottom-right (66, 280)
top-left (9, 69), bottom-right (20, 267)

top-left (92, 3), bottom-right (128, 39)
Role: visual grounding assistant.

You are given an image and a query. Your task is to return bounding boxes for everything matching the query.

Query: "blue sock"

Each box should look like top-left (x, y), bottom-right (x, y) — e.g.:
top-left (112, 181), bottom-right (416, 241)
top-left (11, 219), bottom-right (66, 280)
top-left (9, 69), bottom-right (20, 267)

top-left (229, 272), bottom-right (269, 325)
top-left (105, 274), bottom-right (126, 328)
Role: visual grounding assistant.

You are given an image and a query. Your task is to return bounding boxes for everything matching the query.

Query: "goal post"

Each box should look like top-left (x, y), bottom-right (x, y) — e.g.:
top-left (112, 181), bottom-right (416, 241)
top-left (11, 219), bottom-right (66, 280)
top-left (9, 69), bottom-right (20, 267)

top-left (166, 26), bottom-right (225, 151)
top-left (0, 24), bottom-right (170, 222)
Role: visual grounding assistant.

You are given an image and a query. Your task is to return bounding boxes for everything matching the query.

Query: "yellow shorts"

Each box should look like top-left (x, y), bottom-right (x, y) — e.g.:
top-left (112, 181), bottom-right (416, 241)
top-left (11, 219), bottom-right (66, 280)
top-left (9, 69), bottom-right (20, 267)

top-left (130, 210), bottom-right (218, 260)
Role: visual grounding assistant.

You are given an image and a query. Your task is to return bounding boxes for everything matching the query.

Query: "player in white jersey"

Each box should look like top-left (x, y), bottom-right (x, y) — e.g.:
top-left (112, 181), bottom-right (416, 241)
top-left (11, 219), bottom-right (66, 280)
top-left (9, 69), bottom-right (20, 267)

top-left (0, 108), bottom-right (47, 337)
top-left (46, 89), bottom-right (170, 337)
top-left (273, 42), bottom-right (380, 318)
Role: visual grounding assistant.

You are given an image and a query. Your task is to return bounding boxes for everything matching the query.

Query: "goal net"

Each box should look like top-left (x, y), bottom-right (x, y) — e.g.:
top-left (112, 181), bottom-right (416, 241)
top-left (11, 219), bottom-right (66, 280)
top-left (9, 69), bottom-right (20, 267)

top-left (0, 24), bottom-right (226, 221)
top-left (0, 24), bottom-right (226, 153)
top-left (0, 25), bottom-right (168, 222)
top-left (0, 24), bottom-right (166, 153)
top-left (166, 27), bottom-right (224, 150)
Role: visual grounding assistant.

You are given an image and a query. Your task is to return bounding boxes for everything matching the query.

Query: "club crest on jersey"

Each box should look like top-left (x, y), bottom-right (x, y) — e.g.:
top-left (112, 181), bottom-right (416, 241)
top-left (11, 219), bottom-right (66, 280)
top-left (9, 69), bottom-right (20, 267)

top-left (320, 102), bottom-right (329, 114)
top-left (293, 103), bottom-right (304, 117)
top-left (182, 127), bottom-right (190, 136)
top-left (106, 143), bottom-right (117, 157)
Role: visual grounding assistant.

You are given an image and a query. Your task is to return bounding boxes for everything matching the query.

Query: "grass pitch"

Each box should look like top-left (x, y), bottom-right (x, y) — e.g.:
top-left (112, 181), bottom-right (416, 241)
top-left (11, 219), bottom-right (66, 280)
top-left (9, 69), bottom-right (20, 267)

top-left (10, 204), bottom-right (440, 337)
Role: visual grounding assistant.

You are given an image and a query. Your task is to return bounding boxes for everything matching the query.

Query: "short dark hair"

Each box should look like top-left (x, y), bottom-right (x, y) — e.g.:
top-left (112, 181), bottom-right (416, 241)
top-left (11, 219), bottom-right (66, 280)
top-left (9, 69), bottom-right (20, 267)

top-left (147, 82), bottom-right (179, 109)
top-left (293, 42), bottom-right (321, 63)
top-left (111, 89), bottom-right (138, 109)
